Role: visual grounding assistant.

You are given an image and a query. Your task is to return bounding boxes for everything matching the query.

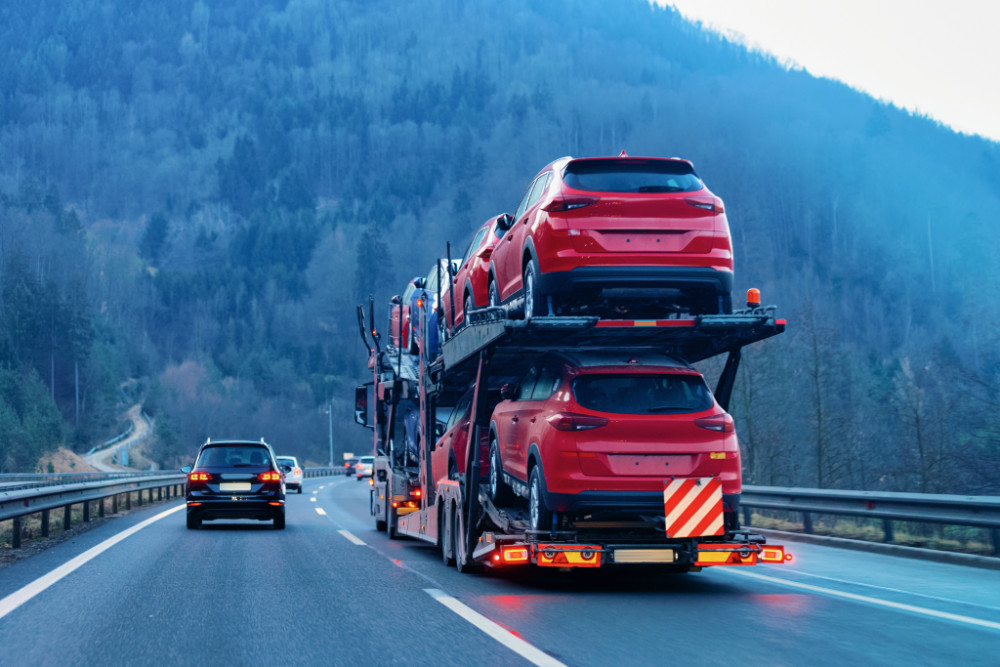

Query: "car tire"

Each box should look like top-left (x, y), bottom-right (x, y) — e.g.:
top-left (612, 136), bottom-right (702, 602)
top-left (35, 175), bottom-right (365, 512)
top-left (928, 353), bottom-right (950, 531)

top-left (463, 293), bottom-right (474, 327)
top-left (274, 510), bottom-right (286, 530)
top-left (297, 486), bottom-right (303, 494)
top-left (186, 512), bottom-right (201, 530)
top-left (488, 441), bottom-right (513, 505)
top-left (528, 466), bottom-right (552, 533)
top-left (441, 502), bottom-right (454, 566)
top-left (523, 261), bottom-right (543, 320)
top-left (488, 280), bottom-right (500, 308)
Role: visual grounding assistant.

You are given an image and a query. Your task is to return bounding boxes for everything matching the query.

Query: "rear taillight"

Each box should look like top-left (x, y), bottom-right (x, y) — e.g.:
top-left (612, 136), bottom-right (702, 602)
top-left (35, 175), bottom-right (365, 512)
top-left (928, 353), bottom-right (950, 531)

top-left (189, 472), bottom-right (211, 482)
top-left (684, 196), bottom-right (725, 214)
top-left (545, 413), bottom-right (609, 431)
top-left (258, 471), bottom-right (281, 482)
top-left (694, 413), bottom-right (735, 433)
top-left (293, 467), bottom-right (302, 476)
top-left (541, 195), bottom-right (599, 212)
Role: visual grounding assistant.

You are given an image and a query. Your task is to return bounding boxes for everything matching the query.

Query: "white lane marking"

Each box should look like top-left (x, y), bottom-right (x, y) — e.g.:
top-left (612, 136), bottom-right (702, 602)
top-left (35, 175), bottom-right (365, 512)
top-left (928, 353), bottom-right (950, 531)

top-left (314, 507), bottom-right (327, 516)
top-left (0, 504), bottom-right (185, 621)
top-left (790, 569), bottom-right (1000, 613)
top-left (312, 490), bottom-right (319, 495)
top-left (723, 569), bottom-right (1000, 632)
top-left (338, 529), bottom-right (367, 546)
top-left (310, 497), bottom-right (317, 502)
top-left (425, 588), bottom-right (567, 667)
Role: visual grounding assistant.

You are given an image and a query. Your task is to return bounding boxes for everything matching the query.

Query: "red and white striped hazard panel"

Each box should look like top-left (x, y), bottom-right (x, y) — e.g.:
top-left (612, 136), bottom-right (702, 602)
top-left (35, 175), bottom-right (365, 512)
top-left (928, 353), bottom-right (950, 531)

top-left (663, 477), bottom-right (724, 538)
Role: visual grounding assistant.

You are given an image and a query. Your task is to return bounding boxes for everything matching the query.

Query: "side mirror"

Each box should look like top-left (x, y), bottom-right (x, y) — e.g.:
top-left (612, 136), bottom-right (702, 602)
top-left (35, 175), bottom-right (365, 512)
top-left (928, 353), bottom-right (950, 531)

top-left (390, 294), bottom-right (402, 305)
top-left (435, 420), bottom-right (447, 438)
top-left (495, 213), bottom-right (514, 231)
top-left (500, 384), bottom-right (512, 400)
top-left (354, 385), bottom-right (368, 427)
top-left (181, 465), bottom-right (191, 474)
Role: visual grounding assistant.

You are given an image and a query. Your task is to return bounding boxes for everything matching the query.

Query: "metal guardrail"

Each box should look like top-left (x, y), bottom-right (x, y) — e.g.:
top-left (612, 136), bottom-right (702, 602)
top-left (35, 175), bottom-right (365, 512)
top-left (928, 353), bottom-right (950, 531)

top-left (1, 467), bottom-right (342, 549)
top-left (742, 485), bottom-right (1000, 555)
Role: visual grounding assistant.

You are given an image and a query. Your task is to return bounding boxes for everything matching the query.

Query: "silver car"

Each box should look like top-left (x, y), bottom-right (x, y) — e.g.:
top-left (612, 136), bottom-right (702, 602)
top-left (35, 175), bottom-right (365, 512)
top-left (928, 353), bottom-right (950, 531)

top-left (276, 456), bottom-right (304, 493)
top-left (355, 455), bottom-right (375, 480)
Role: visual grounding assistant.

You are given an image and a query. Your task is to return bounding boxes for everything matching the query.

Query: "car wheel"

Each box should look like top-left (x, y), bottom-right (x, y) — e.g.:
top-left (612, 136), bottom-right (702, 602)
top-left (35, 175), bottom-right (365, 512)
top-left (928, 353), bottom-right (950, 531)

top-left (274, 510), bottom-right (286, 530)
top-left (463, 293), bottom-right (474, 327)
top-left (488, 280), bottom-right (500, 308)
top-left (523, 261), bottom-right (543, 320)
top-left (186, 512), bottom-right (201, 530)
top-left (488, 441), bottom-right (512, 505)
top-left (297, 486), bottom-right (303, 494)
top-left (528, 466), bottom-right (552, 533)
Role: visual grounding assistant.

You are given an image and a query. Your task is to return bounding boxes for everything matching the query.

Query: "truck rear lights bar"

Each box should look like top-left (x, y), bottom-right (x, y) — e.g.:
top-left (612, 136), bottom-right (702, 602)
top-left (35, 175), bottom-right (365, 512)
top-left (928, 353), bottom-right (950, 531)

top-left (534, 544), bottom-right (603, 568)
top-left (694, 544), bottom-right (759, 566)
top-left (759, 545), bottom-right (792, 563)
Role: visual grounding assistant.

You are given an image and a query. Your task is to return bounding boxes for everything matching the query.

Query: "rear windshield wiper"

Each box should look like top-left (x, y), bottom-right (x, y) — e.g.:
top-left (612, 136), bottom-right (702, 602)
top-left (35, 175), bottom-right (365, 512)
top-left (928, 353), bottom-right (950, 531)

top-left (646, 405), bottom-right (688, 413)
top-left (637, 185), bottom-right (683, 193)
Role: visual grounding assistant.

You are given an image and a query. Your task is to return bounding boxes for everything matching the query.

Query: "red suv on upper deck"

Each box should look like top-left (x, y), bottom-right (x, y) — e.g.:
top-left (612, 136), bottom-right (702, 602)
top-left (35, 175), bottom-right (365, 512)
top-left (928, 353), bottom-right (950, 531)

top-left (487, 352), bottom-right (741, 533)
top-left (441, 216), bottom-right (503, 333)
top-left (487, 155), bottom-right (733, 318)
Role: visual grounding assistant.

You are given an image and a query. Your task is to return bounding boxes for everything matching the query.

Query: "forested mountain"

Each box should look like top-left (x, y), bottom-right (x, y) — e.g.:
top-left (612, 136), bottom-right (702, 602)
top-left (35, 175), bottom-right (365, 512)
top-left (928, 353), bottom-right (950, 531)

top-left (1, 0), bottom-right (998, 492)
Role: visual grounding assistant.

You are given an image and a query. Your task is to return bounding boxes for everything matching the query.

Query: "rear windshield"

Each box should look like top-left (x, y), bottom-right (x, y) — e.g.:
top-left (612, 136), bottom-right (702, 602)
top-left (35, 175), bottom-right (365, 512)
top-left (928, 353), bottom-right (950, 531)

top-left (276, 457), bottom-right (296, 467)
top-left (197, 445), bottom-right (272, 467)
top-left (572, 374), bottom-right (713, 415)
top-left (563, 160), bottom-right (703, 193)
top-left (360, 457), bottom-right (375, 464)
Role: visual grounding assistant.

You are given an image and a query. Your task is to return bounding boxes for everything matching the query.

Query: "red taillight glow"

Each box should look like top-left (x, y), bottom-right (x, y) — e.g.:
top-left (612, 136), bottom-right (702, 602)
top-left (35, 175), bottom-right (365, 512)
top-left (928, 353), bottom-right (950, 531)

top-left (694, 413), bottom-right (735, 433)
top-left (545, 413), bottom-right (609, 431)
top-left (413, 489), bottom-right (421, 497)
top-left (293, 467), bottom-right (302, 476)
top-left (684, 196), bottom-right (725, 214)
top-left (760, 546), bottom-right (791, 563)
top-left (189, 472), bottom-right (211, 482)
top-left (541, 195), bottom-right (600, 212)
top-left (258, 471), bottom-right (281, 482)
top-left (502, 546), bottom-right (530, 563)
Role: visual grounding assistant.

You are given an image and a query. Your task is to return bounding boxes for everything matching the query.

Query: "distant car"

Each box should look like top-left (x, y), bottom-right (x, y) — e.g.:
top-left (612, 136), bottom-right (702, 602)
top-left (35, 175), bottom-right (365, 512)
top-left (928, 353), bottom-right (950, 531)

top-left (355, 455), bottom-right (375, 480)
top-left (440, 216), bottom-right (504, 334)
top-left (388, 277), bottom-right (422, 353)
top-left (344, 457), bottom-right (360, 476)
top-left (487, 155), bottom-right (734, 318)
top-left (487, 352), bottom-right (740, 533)
top-left (184, 439), bottom-right (285, 529)
top-left (276, 456), bottom-right (303, 494)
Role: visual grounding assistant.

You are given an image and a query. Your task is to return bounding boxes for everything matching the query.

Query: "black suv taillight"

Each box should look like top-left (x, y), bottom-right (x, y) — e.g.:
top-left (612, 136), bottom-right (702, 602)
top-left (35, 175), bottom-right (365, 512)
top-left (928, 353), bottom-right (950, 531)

top-left (189, 472), bottom-right (212, 482)
top-left (258, 471), bottom-right (281, 482)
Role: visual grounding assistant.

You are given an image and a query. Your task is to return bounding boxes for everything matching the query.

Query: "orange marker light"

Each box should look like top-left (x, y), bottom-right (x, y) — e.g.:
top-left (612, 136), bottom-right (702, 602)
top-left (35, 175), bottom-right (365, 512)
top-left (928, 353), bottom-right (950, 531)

top-left (746, 288), bottom-right (761, 308)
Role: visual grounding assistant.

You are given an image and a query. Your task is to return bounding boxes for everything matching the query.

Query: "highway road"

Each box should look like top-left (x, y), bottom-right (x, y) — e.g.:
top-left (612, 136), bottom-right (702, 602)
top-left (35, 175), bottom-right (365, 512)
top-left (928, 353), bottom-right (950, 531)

top-left (1, 475), bottom-right (998, 666)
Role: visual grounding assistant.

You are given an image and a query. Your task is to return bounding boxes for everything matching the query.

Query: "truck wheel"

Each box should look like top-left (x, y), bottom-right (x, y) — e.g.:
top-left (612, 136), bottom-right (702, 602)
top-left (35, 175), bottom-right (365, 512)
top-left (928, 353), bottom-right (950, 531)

top-left (523, 261), bottom-right (543, 320)
top-left (441, 502), bottom-right (454, 566)
top-left (453, 506), bottom-right (480, 574)
top-left (528, 467), bottom-right (552, 533)
top-left (488, 441), bottom-right (513, 505)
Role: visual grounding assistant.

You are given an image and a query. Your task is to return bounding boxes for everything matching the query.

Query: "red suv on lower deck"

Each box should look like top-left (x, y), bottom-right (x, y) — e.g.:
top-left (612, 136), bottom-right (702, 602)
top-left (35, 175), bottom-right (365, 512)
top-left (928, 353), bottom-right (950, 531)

top-left (488, 155), bottom-right (733, 318)
top-left (487, 352), bottom-right (740, 532)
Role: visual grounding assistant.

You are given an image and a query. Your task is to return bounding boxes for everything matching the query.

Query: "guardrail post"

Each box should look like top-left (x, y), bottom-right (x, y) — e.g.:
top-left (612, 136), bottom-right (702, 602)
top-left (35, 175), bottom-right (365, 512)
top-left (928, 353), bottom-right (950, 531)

top-left (41, 510), bottom-right (50, 537)
top-left (99, 498), bottom-right (105, 518)
top-left (992, 529), bottom-right (999, 556)
top-left (137, 490), bottom-right (143, 506)
top-left (802, 511), bottom-right (813, 534)
top-left (83, 500), bottom-right (90, 523)
top-left (112, 494), bottom-right (119, 514)
top-left (12, 516), bottom-right (22, 548)
top-left (883, 518), bottom-right (894, 542)
top-left (126, 492), bottom-right (132, 510)
top-left (157, 487), bottom-right (163, 501)
top-left (64, 504), bottom-right (72, 530)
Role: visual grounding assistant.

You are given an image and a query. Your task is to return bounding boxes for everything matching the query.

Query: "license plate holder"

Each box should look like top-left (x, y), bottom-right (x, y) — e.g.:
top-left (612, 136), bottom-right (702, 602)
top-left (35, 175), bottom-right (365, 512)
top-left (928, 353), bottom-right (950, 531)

top-left (219, 482), bottom-right (252, 492)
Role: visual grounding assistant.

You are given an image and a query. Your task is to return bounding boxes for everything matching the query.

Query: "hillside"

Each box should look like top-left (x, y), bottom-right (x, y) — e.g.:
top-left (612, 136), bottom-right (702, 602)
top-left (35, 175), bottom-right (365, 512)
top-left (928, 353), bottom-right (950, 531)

top-left (0, 0), bottom-right (998, 492)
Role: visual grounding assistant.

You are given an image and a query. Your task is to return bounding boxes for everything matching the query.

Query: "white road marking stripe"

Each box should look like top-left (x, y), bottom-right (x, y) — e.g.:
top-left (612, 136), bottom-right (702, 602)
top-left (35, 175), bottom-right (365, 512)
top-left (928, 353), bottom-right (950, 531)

top-left (338, 529), bottom-right (366, 545)
top-left (791, 570), bottom-right (1000, 613)
top-left (0, 503), bottom-right (185, 621)
top-left (425, 588), bottom-right (566, 667)
top-left (314, 507), bottom-right (327, 516)
top-left (310, 497), bottom-right (317, 502)
top-left (723, 569), bottom-right (1000, 631)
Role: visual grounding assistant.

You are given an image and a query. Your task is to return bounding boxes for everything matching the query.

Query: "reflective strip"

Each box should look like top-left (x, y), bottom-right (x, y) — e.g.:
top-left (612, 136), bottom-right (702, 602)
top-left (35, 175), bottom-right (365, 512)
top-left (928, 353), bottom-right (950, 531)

top-left (663, 477), bottom-right (723, 538)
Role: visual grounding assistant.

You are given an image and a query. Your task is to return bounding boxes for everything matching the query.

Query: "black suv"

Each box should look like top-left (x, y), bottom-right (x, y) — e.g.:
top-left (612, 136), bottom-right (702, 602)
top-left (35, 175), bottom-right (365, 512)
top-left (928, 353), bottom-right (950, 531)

top-left (184, 439), bottom-right (286, 530)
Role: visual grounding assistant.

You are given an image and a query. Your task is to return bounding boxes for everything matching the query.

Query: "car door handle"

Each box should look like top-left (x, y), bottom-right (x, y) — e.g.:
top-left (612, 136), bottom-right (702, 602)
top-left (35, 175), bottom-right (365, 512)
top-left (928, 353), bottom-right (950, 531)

top-left (511, 416), bottom-right (519, 423)
top-left (530, 417), bottom-right (536, 423)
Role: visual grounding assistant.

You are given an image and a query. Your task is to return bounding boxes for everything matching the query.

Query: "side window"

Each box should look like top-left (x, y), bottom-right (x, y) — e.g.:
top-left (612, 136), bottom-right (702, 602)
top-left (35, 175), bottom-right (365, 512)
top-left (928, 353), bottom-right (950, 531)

top-left (462, 228), bottom-right (487, 265)
top-left (448, 392), bottom-right (472, 429)
top-left (515, 366), bottom-right (539, 401)
top-left (525, 173), bottom-right (552, 213)
top-left (513, 181), bottom-right (535, 223)
top-left (530, 365), bottom-right (559, 400)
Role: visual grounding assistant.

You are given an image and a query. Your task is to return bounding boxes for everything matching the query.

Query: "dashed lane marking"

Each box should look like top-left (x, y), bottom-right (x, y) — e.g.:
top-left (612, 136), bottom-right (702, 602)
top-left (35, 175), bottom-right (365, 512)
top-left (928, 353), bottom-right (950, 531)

top-left (314, 507), bottom-right (327, 516)
top-left (0, 504), bottom-right (185, 621)
top-left (425, 588), bottom-right (567, 667)
top-left (310, 497), bottom-right (317, 502)
top-left (338, 529), bottom-right (366, 546)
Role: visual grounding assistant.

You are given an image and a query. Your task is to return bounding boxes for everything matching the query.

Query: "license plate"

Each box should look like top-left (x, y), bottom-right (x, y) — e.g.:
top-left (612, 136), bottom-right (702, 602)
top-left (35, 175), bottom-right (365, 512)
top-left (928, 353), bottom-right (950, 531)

top-left (219, 482), bottom-right (252, 492)
top-left (613, 549), bottom-right (675, 564)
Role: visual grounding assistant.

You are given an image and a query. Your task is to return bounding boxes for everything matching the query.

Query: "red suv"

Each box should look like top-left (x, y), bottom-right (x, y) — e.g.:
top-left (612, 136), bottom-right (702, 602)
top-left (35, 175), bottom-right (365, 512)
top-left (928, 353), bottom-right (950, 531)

top-left (431, 387), bottom-right (500, 484)
top-left (487, 155), bottom-right (733, 318)
top-left (487, 352), bottom-right (740, 532)
top-left (441, 216), bottom-right (503, 333)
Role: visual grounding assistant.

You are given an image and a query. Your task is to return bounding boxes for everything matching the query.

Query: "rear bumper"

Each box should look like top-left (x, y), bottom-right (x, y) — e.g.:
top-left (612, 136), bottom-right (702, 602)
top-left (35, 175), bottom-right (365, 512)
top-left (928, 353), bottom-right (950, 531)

top-left (187, 498), bottom-right (284, 521)
top-left (536, 265), bottom-right (733, 297)
top-left (545, 488), bottom-right (740, 517)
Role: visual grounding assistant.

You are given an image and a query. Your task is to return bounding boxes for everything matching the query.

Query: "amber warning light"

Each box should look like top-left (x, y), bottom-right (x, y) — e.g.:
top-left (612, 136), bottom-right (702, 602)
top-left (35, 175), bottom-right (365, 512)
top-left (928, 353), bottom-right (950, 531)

top-left (746, 288), bottom-right (761, 309)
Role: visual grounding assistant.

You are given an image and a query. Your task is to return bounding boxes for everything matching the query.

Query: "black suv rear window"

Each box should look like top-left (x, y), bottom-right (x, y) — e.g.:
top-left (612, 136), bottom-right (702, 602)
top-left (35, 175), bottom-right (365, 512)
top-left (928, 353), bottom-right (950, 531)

top-left (197, 445), bottom-right (271, 467)
top-left (563, 160), bottom-right (703, 193)
top-left (572, 374), bottom-right (712, 415)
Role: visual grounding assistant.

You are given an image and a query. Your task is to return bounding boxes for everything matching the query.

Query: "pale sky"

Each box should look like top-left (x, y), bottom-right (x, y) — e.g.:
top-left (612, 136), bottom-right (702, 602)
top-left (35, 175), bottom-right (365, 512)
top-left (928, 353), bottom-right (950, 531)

top-left (655, 1), bottom-right (1000, 143)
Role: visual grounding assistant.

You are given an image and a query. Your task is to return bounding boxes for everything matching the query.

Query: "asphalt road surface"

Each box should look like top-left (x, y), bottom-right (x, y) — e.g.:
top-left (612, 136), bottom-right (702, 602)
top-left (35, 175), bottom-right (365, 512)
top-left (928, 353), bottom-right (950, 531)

top-left (1, 475), bottom-right (998, 666)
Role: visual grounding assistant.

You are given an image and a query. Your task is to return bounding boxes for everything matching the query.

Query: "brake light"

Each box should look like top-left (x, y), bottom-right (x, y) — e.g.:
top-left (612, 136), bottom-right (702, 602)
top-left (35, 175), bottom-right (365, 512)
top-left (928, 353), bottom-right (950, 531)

top-left (685, 196), bottom-right (725, 214)
top-left (502, 546), bottom-right (530, 563)
top-left (695, 414), bottom-right (735, 433)
top-left (258, 471), bottom-right (281, 482)
top-left (545, 413), bottom-right (609, 431)
top-left (189, 472), bottom-right (211, 482)
top-left (760, 545), bottom-right (792, 563)
top-left (541, 195), bottom-right (599, 212)
top-left (293, 467), bottom-right (302, 476)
